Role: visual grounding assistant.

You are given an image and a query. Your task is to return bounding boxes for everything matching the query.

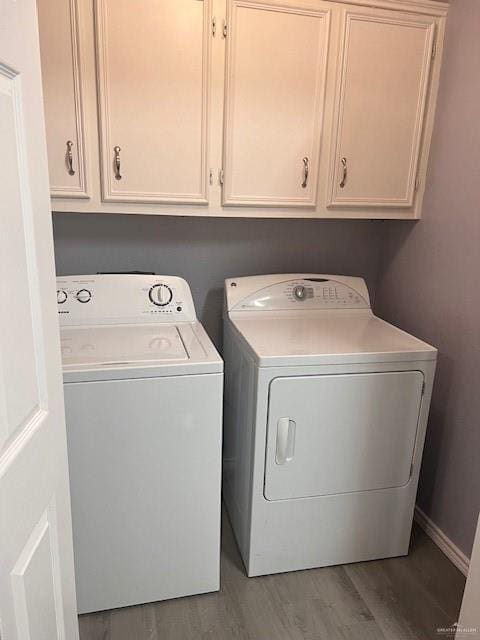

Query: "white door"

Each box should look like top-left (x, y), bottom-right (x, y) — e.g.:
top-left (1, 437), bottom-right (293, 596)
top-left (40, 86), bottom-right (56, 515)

top-left (328, 8), bottom-right (436, 208)
top-left (95, 0), bottom-right (211, 204)
top-left (264, 371), bottom-right (424, 501)
top-left (37, 0), bottom-right (88, 199)
top-left (0, 1), bottom-right (79, 638)
top-left (222, 0), bottom-right (331, 207)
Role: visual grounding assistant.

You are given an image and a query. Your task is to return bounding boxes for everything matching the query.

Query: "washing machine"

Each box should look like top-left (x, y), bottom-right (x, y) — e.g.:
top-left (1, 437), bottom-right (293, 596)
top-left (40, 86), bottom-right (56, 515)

top-left (222, 274), bottom-right (437, 577)
top-left (57, 274), bottom-right (223, 613)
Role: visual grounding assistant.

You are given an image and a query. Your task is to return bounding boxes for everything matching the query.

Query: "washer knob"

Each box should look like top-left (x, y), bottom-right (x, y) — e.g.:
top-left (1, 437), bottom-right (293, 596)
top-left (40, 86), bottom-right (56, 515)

top-left (149, 284), bottom-right (173, 307)
top-left (57, 289), bottom-right (68, 304)
top-left (76, 289), bottom-right (92, 303)
top-left (293, 285), bottom-right (307, 301)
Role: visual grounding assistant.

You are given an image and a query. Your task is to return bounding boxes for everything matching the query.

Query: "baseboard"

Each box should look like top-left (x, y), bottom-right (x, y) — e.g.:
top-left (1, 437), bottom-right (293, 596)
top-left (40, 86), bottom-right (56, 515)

top-left (414, 505), bottom-right (469, 576)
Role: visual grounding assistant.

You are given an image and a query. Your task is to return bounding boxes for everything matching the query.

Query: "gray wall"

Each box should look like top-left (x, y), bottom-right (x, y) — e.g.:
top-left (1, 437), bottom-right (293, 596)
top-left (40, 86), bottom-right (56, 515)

top-left (374, 0), bottom-right (480, 557)
top-left (53, 214), bottom-right (381, 347)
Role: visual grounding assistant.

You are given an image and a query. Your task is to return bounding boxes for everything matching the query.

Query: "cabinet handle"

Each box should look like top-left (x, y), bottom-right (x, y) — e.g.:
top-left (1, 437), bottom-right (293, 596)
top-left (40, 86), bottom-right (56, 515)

top-left (301, 157), bottom-right (309, 189)
top-left (66, 140), bottom-right (75, 176)
top-left (113, 146), bottom-right (122, 180)
top-left (339, 157), bottom-right (347, 188)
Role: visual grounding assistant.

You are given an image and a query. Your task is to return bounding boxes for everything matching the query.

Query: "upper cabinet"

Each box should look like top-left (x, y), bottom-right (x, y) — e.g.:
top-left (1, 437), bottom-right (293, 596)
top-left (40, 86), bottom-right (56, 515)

top-left (37, 0), bottom-right (448, 219)
top-left (37, 0), bottom-right (88, 198)
top-left (222, 0), bottom-right (330, 207)
top-left (95, 0), bottom-right (210, 204)
top-left (328, 7), bottom-right (436, 209)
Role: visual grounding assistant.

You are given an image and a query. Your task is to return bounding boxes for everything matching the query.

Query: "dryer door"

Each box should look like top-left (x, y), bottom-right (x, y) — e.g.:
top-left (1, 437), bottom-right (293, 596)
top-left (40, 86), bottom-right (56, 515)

top-left (264, 371), bottom-right (423, 501)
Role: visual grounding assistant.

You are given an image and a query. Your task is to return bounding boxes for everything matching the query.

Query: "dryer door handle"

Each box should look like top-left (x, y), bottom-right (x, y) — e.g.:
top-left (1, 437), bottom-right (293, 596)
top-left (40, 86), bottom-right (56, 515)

top-left (275, 418), bottom-right (296, 465)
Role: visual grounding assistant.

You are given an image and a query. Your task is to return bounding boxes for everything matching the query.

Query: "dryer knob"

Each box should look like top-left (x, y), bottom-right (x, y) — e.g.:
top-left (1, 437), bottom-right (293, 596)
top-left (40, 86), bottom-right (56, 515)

top-left (293, 285), bottom-right (306, 301)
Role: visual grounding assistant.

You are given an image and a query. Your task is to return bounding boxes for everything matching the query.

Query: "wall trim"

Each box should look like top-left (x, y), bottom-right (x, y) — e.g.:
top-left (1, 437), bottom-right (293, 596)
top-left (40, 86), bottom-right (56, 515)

top-left (414, 505), bottom-right (470, 576)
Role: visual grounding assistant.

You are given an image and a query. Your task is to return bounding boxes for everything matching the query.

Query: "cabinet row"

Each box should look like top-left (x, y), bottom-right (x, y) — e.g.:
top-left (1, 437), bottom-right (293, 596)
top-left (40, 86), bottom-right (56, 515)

top-left (37, 0), bottom-right (447, 218)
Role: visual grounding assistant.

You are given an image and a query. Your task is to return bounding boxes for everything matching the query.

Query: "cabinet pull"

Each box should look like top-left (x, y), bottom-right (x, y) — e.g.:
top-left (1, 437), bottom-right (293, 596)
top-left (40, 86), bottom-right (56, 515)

top-left (113, 146), bottom-right (122, 180)
top-left (301, 157), bottom-right (309, 188)
top-left (339, 157), bottom-right (347, 188)
top-left (66, 140), bottom-right (75, 176)
top-left (276, 418), bottom-right (296, 465)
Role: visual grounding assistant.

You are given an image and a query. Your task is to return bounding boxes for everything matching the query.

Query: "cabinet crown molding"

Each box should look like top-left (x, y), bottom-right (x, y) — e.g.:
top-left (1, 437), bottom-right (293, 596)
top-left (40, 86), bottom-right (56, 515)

top-left (334, 0), bottom-right (447, 15)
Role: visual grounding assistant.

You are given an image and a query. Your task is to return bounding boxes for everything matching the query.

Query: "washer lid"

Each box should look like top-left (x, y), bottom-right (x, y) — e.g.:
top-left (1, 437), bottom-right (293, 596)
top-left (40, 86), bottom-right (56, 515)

top-left (229, 311), bottom-right (437, 366)
top-left (61, 322), bottom-right (222, 381)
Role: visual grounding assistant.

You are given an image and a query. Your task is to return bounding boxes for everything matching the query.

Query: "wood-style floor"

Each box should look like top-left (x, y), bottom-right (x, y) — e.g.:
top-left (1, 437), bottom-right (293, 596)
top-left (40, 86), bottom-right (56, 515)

top-left (79, 512), bottom-right (465, 640)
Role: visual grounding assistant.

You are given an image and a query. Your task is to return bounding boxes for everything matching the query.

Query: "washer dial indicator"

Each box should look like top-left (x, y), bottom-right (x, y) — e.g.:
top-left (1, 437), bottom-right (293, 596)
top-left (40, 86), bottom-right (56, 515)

top-left (149, 283), bottom-right (173, 307)
top-left (57, 289), bottom-right (68, 304)
top-left (76, 289), bottom-right (92, 303)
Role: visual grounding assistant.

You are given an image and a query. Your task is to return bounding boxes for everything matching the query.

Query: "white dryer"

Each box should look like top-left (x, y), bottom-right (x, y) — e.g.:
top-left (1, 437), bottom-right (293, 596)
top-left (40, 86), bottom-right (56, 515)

top-left (57, 274), bottom-right (223, 613)
top-left (223, 274), bottom-right (437, 577)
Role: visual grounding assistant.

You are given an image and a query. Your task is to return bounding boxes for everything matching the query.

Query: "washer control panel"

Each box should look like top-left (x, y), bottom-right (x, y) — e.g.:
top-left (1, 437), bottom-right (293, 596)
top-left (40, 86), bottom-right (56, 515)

top-left (226, 274), bottom-right (370, 311)
top-left (57, 275), bottom-right (196, 326)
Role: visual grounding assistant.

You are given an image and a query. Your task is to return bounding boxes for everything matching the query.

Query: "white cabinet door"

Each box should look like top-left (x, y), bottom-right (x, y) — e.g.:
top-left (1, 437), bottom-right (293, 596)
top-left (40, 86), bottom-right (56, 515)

top-left (329, 8), bottom-right (436, 208)
top-left (95, 0), bottom-right (211, 204)
top-left (0, 0), bottom-right (78, 637)
top-left (37, 0), bottom-right (88, 198)
top-left (222, 0), bottom-right (331, 207)
top-left (264, 371), bottom-right (424, 501)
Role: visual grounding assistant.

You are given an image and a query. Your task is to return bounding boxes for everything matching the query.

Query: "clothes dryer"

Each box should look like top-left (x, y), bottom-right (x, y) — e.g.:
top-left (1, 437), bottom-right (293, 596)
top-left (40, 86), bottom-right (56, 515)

top-left (223, 274), bottom-right (436, 576)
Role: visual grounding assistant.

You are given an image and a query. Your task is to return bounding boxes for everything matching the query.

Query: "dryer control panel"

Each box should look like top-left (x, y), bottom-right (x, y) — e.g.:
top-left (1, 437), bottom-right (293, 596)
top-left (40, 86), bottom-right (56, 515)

top-left (226, 274), bottom-right (370, 311)
top-left (57, 274), bottom-right (197, 325)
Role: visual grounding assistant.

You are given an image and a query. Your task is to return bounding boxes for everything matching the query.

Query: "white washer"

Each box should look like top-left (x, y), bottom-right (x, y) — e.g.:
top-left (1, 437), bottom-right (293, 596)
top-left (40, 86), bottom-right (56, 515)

top-left (57, 274), bottom-right (223, 613)
top-left (223, 274), bottom-right (437, 577)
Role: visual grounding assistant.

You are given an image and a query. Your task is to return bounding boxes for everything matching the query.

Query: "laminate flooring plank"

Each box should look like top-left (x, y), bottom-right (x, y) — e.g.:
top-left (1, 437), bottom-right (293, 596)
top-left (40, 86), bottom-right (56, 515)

top-left (276, 566), bottom-right (387, 640)
top-left (78, 610), bottom-right (109, 640)
top-left (153, 594), bottom-right (207, 640)
top-left (345, 561), bottom-right (424, 640)
top-left (110, 603), bottom-right (157, 640)
top-left (380, 556), bottom-right (460, 634)
top-left (405, 525), bottom-right (465, 619)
